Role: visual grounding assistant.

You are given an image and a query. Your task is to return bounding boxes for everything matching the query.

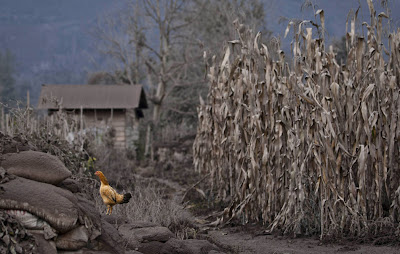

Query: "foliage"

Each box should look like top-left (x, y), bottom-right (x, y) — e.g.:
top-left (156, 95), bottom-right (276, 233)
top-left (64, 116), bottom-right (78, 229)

top-left (1, 102), bottom-right (90, 174)
top-left (162, 0), bottom-right (271, 125)
top-left (1, 101), bottom-right (195, 238)
top-left (87, 71), bottom-right (118, 85)
top-left (93, 0), bottom-right (271, 128)
top-left (0, 210), bottom-right (36, 254)
top-left (194, 2), bottom-right (400, 239)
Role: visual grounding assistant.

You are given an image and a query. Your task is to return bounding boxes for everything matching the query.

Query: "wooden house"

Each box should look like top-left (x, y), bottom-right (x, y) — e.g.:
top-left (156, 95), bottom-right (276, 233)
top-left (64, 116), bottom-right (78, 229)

top-left (37, 84), bottom-right (148, 150)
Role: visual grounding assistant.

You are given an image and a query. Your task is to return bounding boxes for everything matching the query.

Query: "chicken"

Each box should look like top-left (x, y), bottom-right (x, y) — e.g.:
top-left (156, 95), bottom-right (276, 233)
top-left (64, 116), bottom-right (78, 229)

top-left (94, 171), bottom-right (132, 215)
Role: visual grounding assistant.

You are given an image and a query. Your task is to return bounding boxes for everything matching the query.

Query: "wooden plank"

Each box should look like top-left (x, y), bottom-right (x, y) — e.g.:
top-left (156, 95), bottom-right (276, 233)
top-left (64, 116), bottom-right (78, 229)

top-left (114, 136), bottom-right (126, 142)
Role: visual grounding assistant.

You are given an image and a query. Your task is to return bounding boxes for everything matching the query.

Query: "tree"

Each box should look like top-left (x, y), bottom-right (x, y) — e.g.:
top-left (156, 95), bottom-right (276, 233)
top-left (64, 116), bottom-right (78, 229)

top-left (87, 71), bottom-right (118, 84)
top-left (93, 0), bottom-right (270, 158)
top-left (163, 0), bottom-right (270, 123)
top-left (0, 50), bottom-right (16, 104)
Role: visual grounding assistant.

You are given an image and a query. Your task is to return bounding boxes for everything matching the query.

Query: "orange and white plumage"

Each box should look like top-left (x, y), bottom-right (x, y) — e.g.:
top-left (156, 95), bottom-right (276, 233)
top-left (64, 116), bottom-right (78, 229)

top-left (94, 171), bottom-right (131, 215)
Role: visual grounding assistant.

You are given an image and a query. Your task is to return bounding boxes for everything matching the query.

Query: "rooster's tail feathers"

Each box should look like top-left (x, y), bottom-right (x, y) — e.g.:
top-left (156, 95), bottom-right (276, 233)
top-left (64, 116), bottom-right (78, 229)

top-left (122, 193), bottom-right (132, 204)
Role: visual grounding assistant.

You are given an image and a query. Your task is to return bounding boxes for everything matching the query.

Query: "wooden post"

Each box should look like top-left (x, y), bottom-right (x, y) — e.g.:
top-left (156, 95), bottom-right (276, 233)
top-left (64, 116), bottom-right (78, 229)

top-left (94, 109), bottom-right (97, 124)
top-left (5, 114), bottom-right (9, 135)
top-left (27, 90), bottom-right (30, 108)
top-left (26, 90), bottom-right (30, 130)
top-left (0, 106), bottom-right (4, 132)
top-left (94, 109), bottom-right (97, 141)
top-left (80, 106), bottom-right (83, 132)
top-left (80, 106), bottom-right (83, 150)
top-left (145, 124), bottom-right (152, 158)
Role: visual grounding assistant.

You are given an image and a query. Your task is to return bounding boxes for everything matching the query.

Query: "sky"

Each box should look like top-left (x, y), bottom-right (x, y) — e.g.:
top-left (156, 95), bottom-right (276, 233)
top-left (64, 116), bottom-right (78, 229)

top-left (268, 0), bottom-right (400, 44)
top-left (0, 0), bottom-right (399, 104)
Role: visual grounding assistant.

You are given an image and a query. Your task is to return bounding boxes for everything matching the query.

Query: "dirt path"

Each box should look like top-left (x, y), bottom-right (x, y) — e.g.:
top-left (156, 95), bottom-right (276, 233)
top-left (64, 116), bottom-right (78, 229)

top-left (137, 170), bottom-right (400, 254)
top-left (203, 227), bottom-right (399, 254)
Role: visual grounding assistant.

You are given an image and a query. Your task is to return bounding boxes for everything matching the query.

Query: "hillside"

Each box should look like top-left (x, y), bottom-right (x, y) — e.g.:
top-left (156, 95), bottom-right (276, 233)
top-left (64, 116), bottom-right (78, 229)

top-left (1, 0), bottom-right (399, 105)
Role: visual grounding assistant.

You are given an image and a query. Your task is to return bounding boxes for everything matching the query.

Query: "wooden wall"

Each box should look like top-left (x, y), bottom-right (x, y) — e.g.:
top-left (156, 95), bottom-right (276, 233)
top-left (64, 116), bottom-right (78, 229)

top-left (83, 109), bottom-right (126, 149)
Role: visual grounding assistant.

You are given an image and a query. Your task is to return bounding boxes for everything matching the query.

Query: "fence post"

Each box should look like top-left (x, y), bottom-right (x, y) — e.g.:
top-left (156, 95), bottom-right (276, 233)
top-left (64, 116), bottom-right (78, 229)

top-left (5, 113), bottom-right (9, 136)
top-left (26, 90), bottom-right (30, 131)
top-left (0, 106), bottom-right (4, 132)
top-left (80, 106), bottom-right (83, 151)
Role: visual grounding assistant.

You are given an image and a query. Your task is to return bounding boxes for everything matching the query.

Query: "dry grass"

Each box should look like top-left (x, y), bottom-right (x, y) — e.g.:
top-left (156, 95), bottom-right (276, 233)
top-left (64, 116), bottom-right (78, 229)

top-left (84, 171), bottom-right (195, 239)
top-left (1, 102), bottom-right (196, 239)
top-left (0, 102), bottom-right (89, 173)
top-left (88, 143), bottom-right (196, 239)
top-left (193, 3), bottom-right (400, 239)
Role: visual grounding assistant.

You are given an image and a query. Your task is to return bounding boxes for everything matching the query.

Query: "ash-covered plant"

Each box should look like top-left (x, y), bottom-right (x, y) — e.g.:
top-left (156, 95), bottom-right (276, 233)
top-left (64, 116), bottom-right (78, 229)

top-left (194, 1), bottom-right (400, 239)
top-left (1, 102), bottom-right (92, 174)
top-left (0, 211), bottom-right (36, 254)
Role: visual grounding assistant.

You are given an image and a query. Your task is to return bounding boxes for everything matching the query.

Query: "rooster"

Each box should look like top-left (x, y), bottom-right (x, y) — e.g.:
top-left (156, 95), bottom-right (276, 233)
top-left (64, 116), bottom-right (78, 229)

top-left (94, 171), bottom-right (132, 215)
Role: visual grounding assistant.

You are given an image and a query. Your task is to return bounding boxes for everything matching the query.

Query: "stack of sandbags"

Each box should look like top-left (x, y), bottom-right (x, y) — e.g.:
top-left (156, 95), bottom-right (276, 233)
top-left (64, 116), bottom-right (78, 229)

top-left (0, 150), bottom-right (124, 254)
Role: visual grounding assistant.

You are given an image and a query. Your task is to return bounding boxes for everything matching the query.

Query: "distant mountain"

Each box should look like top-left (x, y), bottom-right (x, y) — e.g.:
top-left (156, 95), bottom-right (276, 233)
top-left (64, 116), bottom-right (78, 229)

top-left (0, 0), bottom-right (399, 105)
top-left (0, 0), bottom-right (122, 104)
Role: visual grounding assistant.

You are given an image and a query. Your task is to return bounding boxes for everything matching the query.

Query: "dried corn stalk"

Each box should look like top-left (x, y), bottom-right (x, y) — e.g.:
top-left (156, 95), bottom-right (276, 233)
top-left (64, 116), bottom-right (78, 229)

top-left (193, 3), bottom-right (400, 238)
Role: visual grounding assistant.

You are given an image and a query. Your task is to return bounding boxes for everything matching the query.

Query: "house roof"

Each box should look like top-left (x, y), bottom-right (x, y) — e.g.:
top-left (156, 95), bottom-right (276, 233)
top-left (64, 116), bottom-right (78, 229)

top-left (37, 84), bottom-right (148, 110)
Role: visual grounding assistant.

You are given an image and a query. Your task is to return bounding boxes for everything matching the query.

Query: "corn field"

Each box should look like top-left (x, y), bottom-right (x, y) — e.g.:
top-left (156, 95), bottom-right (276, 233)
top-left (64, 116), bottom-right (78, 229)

top-left (193, 2), bottom-right (400, 238)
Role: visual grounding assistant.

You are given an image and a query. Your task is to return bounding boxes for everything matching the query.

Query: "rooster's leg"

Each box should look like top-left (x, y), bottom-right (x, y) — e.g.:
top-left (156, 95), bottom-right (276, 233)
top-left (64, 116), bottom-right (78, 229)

top-left (109, 206), bottom-right (113, 215)
top-left (106, 205), bottom-right (111, 215)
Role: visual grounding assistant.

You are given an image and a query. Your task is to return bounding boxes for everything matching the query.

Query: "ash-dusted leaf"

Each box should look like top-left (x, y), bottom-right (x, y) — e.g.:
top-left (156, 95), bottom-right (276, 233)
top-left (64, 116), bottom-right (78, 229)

top-left (261, 43), bottom-right (269, 58)
top-left (368, 111), bottom-right (378, 127)
top-left (377, 12), bottom-right (388, 44)
top-left (284, 21), bottom-right (294, 38)
top-left (362, 83), bottom-right (375, 101)
top-left (195, 188), bottom-right (207, 199)
top-left (330, 82), bottom-right (340, 98)
top-left (228, 40), bottom-right (241, 45)
top-left (2, 234), bottom-right (10, 246)
top-left (361, 101), bottom-right (368, 121)
top-left (389, 76), bottom-right (396, 89)
top-left (220, 46), bottom-right (231, 70)
top-left (254, 32), bottom-right (261, 54)
top-left (378, 12), bottom-right (389, 19)
top-left (367, 0), bottom-right (376, 27)
top-left (316, 9), bottom-right (325, 35)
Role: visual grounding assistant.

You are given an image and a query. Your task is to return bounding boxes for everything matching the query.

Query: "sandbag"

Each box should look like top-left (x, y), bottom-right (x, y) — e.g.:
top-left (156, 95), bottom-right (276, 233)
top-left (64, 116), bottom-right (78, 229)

top-left (1, 151), bottom-right (72, 185)
top-left (4, 209), bottom-right (48, 230)
top-left (0, 176), bottom-right (79, 233)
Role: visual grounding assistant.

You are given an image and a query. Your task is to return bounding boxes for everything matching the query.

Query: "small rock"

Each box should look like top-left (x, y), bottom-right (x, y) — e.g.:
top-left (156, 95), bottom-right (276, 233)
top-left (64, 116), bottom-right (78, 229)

top-left (125, 250), bottom-right (144, 254)
top-left (127, 226), bottom-right (174, 243)
top-left (95, 220), bottom-right (125, 254)
top-left (137, 241), bottom-right (165, 254)
top-left (58, 250), bottom-right (114, 254)
top-left (102, 214), bottom-right (129, 226)
top-left (161, 238), bottom-right (221, 254)
top-left (119, 221), bottom-right (159, 230)
top-left (31, 232), bottom-right (57, 254)
top-left (118, 224), bottom-right (141, 249)
top-left (56, 225), bottom-right (89, 251)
